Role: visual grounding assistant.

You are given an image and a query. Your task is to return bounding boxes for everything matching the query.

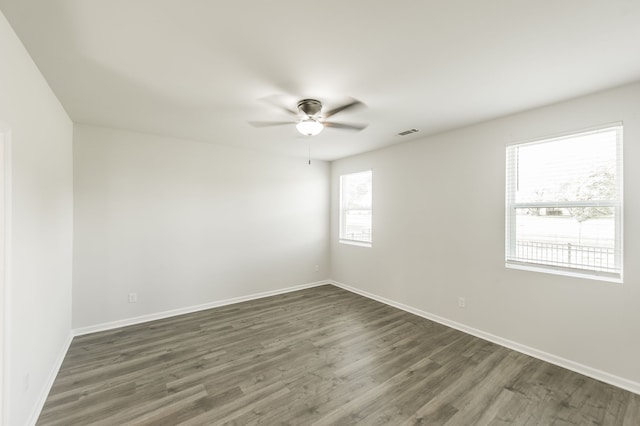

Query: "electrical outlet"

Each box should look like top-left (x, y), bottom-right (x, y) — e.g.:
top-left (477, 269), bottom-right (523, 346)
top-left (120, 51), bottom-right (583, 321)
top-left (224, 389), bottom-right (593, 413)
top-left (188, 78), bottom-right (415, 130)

top-left (128, 293), bottom-right (137, 303)
top-left (315, 265), bottom-right (319, 271)
top-left (458, 297), bottom-right (466, 308)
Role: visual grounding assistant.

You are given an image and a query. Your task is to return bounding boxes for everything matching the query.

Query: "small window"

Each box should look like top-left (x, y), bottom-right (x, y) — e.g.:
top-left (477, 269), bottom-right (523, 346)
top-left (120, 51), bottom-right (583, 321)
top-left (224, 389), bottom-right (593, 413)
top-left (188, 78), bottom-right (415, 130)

top-left (505, 124), bottom-right (623, 281)
top-left (340, 170), bottom-right (372, 246)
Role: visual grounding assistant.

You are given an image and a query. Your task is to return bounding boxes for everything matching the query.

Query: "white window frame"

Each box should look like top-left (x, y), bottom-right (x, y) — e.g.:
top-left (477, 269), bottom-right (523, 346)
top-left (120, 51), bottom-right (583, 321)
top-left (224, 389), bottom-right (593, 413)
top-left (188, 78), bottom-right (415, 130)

top-left (505, 124), bottom-right (623, 282)
top-left (339, 170), bottom-right (372, 247)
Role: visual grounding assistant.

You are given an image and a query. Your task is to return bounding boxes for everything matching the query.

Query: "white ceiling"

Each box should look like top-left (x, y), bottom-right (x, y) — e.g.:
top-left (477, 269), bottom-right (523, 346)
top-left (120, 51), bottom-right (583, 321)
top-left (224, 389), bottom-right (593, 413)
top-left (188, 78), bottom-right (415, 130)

top-left (2, 1), bottom-right (640, 161)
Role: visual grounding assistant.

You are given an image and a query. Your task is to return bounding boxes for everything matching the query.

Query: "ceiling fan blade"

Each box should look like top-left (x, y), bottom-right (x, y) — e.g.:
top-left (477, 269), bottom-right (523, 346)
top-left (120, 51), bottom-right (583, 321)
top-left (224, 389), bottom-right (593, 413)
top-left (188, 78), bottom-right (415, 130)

top-left (323, 121), bottom-right (368, 131)
top-left (324, 99), bottom-right (365, 118)
top-left (248, 121), bottom-right (293, 127)
top-left (259, 96), bottom-right (299, 116)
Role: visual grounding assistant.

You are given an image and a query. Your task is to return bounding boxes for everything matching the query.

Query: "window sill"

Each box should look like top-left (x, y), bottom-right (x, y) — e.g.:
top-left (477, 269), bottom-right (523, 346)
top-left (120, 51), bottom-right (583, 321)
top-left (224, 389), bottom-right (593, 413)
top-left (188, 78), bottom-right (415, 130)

top-left (505, 261), bottom-right (622, 283)
top-left (339, 239), bottom-right (372, 248)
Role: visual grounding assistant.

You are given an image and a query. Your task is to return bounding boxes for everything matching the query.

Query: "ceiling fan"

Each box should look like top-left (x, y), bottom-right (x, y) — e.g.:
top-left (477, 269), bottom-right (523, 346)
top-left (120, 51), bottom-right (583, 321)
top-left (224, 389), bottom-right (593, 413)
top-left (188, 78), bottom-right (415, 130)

top-left (250, 98), bottom-right (368, 136)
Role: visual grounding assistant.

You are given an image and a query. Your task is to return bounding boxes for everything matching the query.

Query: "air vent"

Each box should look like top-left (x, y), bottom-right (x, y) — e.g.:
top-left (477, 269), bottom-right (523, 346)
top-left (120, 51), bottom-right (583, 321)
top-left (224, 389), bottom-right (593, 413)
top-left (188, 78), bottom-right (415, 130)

top-left (397, 128), bottom-right (419, 136)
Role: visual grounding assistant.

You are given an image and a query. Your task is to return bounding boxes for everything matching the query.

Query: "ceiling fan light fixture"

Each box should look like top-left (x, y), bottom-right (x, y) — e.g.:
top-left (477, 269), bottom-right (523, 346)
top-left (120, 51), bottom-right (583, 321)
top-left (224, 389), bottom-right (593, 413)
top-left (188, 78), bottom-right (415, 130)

top-left (296, 118), bottom-right (324, 136)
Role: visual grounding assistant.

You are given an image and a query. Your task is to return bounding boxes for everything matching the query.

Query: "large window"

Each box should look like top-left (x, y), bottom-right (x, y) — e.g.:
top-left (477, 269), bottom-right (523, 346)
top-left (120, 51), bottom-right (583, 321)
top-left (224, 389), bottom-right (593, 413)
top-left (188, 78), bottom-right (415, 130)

top-left (506, 124), bottom-right (623, 281)
top-left (340, 170), bottom-right (372, 246)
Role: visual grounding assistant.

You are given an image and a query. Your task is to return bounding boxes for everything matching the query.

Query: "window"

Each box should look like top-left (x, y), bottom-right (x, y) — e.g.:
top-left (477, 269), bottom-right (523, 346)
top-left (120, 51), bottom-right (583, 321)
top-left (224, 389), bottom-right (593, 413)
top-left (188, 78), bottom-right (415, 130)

top-left (505, 124), bottom-right (623, 281)
top-left (340, 170), bottom-right (372, 246)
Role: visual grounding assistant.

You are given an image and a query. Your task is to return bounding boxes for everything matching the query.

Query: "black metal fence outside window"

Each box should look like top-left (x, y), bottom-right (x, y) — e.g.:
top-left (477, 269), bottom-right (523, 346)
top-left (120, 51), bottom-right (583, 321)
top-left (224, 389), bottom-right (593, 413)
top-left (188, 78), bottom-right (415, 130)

top-left (513, 240), bottom-right (615, 273)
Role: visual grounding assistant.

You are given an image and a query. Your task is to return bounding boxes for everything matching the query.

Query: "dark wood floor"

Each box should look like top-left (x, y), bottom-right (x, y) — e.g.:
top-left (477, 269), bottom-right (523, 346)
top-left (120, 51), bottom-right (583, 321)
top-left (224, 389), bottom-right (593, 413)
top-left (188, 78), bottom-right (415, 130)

top-left (38, 285), bottom-right (639, 425)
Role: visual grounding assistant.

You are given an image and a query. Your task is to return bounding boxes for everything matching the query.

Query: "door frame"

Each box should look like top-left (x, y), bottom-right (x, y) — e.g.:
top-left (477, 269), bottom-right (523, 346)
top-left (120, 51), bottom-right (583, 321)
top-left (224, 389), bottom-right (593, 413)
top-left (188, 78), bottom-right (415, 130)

top-left (0, 124), bottom-right (12, 426)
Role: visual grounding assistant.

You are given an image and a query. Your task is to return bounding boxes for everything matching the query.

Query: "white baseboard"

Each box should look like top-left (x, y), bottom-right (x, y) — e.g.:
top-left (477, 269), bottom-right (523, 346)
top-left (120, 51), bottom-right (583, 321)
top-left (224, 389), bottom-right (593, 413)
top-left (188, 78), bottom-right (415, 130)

top-left (329, 280), bottom-right (640, 396)
top-left (74, 280), bottom-right (331, 336)
top-left (27, 331), bottom-right (74, 426)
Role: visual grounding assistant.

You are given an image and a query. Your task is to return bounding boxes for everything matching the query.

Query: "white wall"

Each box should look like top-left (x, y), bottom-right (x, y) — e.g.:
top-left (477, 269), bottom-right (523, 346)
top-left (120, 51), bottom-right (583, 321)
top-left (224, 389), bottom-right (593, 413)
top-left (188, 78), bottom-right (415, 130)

top-left (73, 125), bottom-right (330, 329)
top-left (331, 82), bottom-right (640, 389)
top-left (0, 10), bottom-right (74, 426)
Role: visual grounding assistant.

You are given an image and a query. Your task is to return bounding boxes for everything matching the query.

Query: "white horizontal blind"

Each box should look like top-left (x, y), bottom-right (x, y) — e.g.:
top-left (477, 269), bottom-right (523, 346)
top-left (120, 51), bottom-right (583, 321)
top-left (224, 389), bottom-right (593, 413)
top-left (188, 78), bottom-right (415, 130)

top-left (506, 125), bottom-right (623, 279)
top-left (340, 170), bottom-right (372, 245)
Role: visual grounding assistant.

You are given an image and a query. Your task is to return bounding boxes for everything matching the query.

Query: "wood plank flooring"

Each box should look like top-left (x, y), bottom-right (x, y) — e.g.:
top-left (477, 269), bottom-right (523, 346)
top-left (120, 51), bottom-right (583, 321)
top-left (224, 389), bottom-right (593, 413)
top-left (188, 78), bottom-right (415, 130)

top-left (37, 285), bottom-right (640, 425)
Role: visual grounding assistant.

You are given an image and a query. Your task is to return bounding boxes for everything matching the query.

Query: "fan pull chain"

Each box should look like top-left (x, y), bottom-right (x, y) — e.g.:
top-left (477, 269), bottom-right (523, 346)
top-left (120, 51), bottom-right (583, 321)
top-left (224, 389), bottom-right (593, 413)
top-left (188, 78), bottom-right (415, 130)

top-left (308, 143), bottom-right (311, 165)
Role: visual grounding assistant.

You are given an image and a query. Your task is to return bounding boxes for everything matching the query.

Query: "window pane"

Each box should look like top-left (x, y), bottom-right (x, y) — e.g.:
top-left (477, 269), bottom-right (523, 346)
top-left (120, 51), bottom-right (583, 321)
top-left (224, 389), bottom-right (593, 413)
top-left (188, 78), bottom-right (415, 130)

top-left (344, 210), bottom-right (372, 242)
top-left (515, 130), bottom-right (618, 204)
top-left (342, 171), bottom-right (372, 210)
top-left (512, 207), bottom-right (616, 272)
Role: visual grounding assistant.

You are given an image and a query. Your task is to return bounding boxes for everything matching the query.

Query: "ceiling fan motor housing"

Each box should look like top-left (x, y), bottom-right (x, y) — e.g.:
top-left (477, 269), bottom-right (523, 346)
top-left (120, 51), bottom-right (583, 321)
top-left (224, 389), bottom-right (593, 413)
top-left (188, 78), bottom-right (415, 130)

top-left (297, 99), bottom-right (322, 117)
